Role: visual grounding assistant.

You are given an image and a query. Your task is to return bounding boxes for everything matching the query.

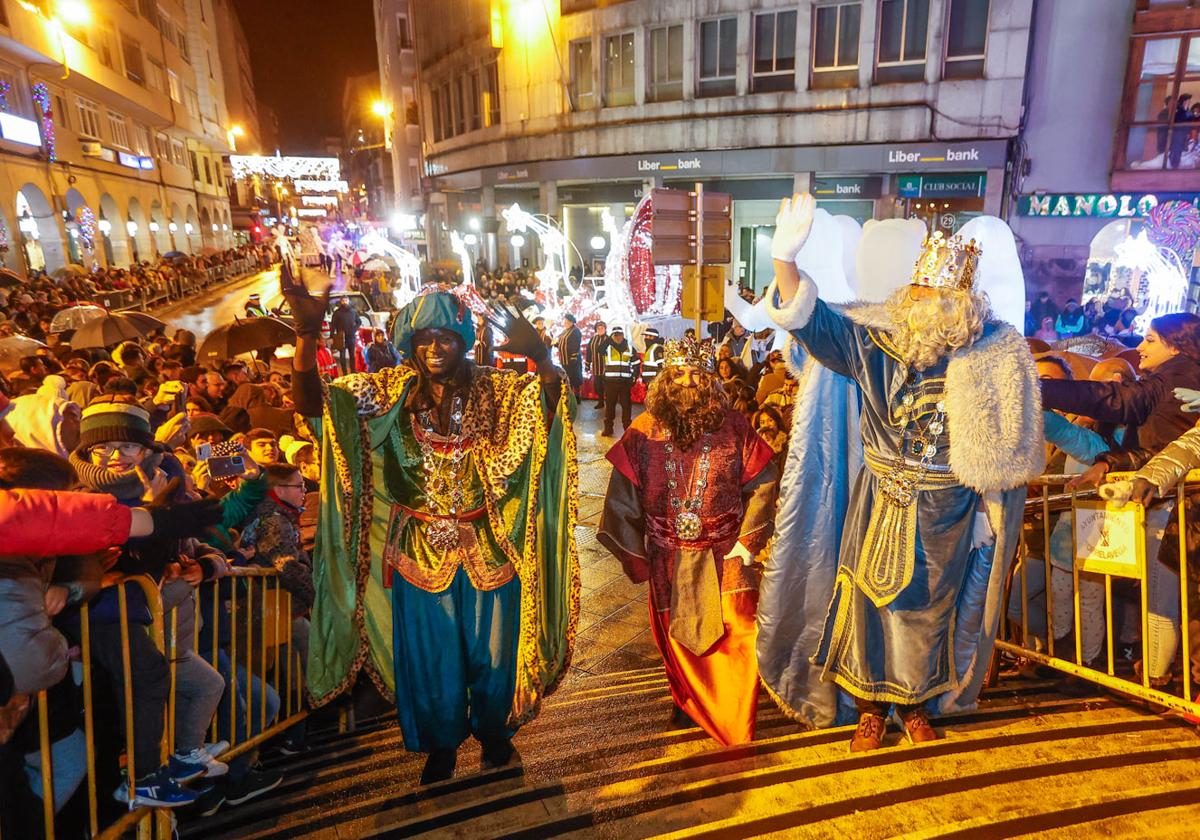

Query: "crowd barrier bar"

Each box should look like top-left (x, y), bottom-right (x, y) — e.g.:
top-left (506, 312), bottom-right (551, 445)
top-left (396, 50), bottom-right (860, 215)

top-left (19, 565), bottom-right (306, 840)
top-left (995, 471), bottom-right (1200, 719)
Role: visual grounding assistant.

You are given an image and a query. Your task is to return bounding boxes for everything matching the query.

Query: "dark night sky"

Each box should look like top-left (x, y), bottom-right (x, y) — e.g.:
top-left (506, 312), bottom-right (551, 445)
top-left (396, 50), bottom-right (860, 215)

top-left (232, 0), bottom-right (377, 152)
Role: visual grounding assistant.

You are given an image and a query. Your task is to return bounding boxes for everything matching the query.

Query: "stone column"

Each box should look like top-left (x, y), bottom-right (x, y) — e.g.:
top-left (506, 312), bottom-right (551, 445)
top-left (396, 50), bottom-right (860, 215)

top-left (481, 184), bottom-right (498, 270)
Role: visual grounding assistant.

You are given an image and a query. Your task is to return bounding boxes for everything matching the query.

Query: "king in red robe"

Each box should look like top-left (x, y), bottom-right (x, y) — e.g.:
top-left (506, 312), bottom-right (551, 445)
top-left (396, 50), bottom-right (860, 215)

top-left (598, 338), bottom-right (778, 745)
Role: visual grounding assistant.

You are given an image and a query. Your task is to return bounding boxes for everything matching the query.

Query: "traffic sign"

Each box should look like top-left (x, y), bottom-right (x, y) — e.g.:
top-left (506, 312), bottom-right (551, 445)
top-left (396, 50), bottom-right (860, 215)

top-left (681, 265), bottom-right (726, 321)
top-left (650, 187), bottom-right (732, 266)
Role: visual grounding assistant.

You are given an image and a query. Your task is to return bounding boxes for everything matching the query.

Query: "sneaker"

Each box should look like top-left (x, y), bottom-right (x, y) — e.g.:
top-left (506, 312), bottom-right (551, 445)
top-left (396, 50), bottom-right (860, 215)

top-left (114, 768), bottom-right (200, 809)
top-left (171, 747), bottom-right (229, 780)
top-left (849, 713), bottom-right (887, 753)
top-left (224, 768), bottom-right (283, 806)
top-left (205, 740), bottom-right (230, 759)
top-left (900, 708), bottom-right (940, 745)
top-left (191, 782), bottom-right (225, 818)
top-left (277, 738), bottom-right (311, 757)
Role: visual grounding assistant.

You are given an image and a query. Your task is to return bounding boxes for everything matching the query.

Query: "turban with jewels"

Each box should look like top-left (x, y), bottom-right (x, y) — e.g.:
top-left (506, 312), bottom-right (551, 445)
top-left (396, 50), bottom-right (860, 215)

top-left (390, 291), bottom-right (476, 355)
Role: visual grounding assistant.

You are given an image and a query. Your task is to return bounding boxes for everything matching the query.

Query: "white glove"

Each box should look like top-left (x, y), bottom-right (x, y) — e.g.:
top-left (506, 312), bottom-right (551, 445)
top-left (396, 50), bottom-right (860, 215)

top-left (1099, 480), bottom-right (1133, 506)
top-left (724, 541), bottom-right (757, 567)
top-left (1174, 387), bottom-right (1200, 413)
top-left (771, 194), bottom-right (816, 263)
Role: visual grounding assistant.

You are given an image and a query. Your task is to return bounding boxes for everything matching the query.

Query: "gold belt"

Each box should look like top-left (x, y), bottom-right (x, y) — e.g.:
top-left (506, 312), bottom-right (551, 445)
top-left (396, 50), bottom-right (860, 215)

top-left (857, 449), bottom-right (959, 607)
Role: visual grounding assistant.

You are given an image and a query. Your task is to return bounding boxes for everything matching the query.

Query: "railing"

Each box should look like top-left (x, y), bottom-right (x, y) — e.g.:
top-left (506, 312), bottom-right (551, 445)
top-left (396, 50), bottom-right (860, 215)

top-left (100, 257), bottom-right (261, 313)
top-left (998, 471), bottom-right (1200, 720)
top-left (20, 566), bottom-right (306, 840)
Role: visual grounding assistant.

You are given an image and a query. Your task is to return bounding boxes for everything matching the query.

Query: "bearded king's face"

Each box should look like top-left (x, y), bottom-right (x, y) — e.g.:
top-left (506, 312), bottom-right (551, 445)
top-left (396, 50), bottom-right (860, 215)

top-left (647, 364), bottom-right (728, 449)
top-left (886, 284), bottom-right (988, 371)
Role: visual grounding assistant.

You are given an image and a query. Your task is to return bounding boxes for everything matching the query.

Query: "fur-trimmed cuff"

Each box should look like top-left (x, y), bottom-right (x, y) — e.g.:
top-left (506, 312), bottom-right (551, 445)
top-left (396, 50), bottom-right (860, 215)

top-left (764, 273), bottom-right (818, 332)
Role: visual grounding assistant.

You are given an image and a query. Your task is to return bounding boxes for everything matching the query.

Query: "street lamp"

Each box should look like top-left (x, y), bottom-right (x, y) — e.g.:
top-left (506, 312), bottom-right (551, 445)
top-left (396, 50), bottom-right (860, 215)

top-left (56, 0), bottom-right (90, 25)
top-left (98, 219), bottom-right (112, 235)
top-left (227, 123), bottom-right (245, 152)
top-left (468, 217), bottom-right (481, 232)
top-left (590, 235), bottom-right (607, 251)
top-left (125, 218), bottom-right (138, 238)
top-left (168, 221), bottom-right (177, 233)
top-left (149, 221), bottom-right (159, 233)
top-left (371, 99), bottom-right (390, 118)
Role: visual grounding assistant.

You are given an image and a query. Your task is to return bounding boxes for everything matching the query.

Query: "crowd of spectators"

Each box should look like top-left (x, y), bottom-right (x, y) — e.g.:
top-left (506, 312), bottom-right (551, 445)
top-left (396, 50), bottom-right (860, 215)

top-left (1025, 288), bottom-right (1148, 345)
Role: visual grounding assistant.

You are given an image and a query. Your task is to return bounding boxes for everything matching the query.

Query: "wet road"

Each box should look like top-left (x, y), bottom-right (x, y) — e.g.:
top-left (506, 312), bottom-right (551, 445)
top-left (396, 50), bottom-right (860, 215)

top-left (155, 267), bottom-right (285, 342)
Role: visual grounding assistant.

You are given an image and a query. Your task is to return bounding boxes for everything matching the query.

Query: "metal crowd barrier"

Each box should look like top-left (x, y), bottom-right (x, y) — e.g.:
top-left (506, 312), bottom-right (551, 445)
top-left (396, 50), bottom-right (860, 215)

top-left (19, 567), bottom-right (306, 840)
top-left (997, 471), bottom-right (1200, 719)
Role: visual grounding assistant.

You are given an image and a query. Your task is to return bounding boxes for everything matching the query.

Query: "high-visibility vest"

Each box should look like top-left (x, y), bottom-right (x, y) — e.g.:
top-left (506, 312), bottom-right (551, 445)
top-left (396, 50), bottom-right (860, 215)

top-left (604, 343), bottom-right (634, 380)
top-left (642, 343), bottom-right (664, 382)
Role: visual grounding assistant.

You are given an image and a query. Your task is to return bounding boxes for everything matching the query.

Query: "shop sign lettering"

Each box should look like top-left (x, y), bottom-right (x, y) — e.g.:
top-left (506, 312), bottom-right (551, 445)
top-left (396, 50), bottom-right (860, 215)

top-left (1017, 193), bottom-right (1198, 218)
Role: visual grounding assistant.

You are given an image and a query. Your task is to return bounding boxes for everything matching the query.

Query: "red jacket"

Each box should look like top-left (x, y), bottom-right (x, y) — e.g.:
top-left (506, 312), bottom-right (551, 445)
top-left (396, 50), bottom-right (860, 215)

top-left (0, 489), bottom-right (133, 559)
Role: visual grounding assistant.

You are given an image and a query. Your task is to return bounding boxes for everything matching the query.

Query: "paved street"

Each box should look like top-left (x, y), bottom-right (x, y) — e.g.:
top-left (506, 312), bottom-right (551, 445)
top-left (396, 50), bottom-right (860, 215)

top-left (155, 266), bottom-right (285, 343)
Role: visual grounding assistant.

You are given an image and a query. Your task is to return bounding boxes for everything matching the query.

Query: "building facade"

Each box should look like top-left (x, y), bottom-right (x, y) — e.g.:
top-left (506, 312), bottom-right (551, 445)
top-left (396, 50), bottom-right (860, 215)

top-left (342, 71), bottom-right (393, 221)
top-left (408, 0), bottom-right (1030, 290)
top-left (375, 0), bottom-right (424, 234)
top-left (0, 0), bottom-right (235, 276)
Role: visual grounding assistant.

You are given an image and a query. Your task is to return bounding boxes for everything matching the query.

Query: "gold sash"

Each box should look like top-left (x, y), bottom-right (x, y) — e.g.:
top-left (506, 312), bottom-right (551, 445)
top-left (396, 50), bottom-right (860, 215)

top-left (857, 449), bottom-right (958, 607)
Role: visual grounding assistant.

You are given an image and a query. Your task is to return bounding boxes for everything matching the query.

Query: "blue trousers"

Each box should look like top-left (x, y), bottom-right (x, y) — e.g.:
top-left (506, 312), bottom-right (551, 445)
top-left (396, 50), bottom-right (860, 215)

top-left (391, 567), bottom-right (520, 753)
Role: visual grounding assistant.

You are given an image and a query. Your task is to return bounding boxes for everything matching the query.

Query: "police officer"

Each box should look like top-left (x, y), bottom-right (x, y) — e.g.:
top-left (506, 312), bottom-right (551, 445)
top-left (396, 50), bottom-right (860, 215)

top-left (602, 326), bottom-right (636, 436)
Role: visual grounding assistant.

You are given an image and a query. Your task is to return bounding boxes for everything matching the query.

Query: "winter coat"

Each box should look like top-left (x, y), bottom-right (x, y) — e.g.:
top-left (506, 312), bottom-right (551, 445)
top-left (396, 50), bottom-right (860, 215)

top-left (242, 496), bottom-right (314, 611)
top-left (366, 341), bottom-right (400, 373)
top-left (1040, 354), bottom-right (1200, 471)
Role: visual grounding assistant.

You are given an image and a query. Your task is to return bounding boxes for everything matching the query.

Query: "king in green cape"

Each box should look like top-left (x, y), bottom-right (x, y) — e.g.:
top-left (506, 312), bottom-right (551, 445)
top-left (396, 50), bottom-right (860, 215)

top-left (285, 283), bottom-right (579, 783)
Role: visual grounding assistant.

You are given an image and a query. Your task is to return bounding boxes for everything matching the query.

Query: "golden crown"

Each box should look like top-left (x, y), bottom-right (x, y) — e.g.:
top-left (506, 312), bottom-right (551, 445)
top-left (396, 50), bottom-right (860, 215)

top-left (911, 231), bottom-right (982, 292)
top-left (663, 337), bottom-right (714, 371)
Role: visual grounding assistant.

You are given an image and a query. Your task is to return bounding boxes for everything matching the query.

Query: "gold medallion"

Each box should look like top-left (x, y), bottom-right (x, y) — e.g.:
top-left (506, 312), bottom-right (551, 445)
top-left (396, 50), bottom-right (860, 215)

top-left (674, 511), bottom-right (702, 540)
top-left (426, 518), bottom-right (460, 552)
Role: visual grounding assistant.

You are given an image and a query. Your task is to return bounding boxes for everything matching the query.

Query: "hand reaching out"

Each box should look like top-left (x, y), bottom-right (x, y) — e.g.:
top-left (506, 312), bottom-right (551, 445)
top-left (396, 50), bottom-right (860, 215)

top-left (486, 303), bottom-right (549, 363)
top-left (281, 268), bottom-right (331, 338)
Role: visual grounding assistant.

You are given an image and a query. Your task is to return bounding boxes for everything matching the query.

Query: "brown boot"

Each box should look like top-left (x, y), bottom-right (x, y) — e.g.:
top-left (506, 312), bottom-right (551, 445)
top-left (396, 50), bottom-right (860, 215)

top-left (900, 708), bottom-right (939, 745)
top-left (849, 713), bottom-right (886, 752)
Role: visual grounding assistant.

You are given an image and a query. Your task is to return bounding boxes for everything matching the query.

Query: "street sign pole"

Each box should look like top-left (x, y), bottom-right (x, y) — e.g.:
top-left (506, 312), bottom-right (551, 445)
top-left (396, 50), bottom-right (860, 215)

top-left (694, 181), bottom-right (704, 339)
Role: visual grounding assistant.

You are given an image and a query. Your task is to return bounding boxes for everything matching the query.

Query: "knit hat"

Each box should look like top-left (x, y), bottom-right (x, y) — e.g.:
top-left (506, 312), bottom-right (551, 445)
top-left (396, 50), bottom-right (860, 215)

top-left (188, 412), bottom-right (232, 440)
top-left (77, 396), bottom-right (155, 451)
top-left (390, 291), bottom-right (475, 355)
top-left (279, 434), bottom-right (314, 465)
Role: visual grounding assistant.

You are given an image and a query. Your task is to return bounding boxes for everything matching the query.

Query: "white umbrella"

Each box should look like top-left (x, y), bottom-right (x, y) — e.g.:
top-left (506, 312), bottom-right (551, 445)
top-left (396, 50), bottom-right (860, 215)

top-left (361, 258), bottom-right (390, 272)
top-left (0, 334), bottom-right (47, 373)
top-left (49, 304), bottom-right (105, 333)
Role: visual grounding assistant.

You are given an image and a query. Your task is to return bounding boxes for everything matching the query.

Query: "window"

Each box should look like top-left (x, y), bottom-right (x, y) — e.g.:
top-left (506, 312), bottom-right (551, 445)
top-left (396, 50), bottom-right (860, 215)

top-left (485, 61), bottom-right (501, 125)
top-left (877, 0), bottom-right (929, 83)
top-left (107, 111), bottom-right (130, 148)
top-left (0, 68), bottom-right (26, 117)
top-left (603, 31), bottom-right (635, 106)
top-left (121, 32), bottom-right (145, 84)
top-left (431, 86), bottom-right (444, 141)
top-left (155, 132), bottom-right (170, 159)
top-left (177, 26), bottom-right (189, 62)
top-left (134, 123), bottom-right (151, 155)
top-left (203, 156), bottom-right (212, 184)
top-left (95, 26), bottom-right (117, 69)
top-left (1120, 36), bottom-right (1200, 171)
top-left (184, 86), bottom-right (200, 119)
top-left (189, 150), bottom-right (200, 180)
top-left (468, 70), bottom-right (482, 131)
top-left (76, 96), bottom-right (102, 138)
top-left (944, 0), bottom-right (989, 79)
top-left (452, 77), bottom-right (465, 135)
top-left (442, 81), bottom-right (455, 137)
top-left (146, 59), bottom-right (165, 93)
top-left (569, 38), bottom-right (594, 109)
top-left (157, 8), bottom-right (174, 43)
top-left (813, 2), bottom-right (861, 88)
top-left (54, 94), bottom-right (69, 129)
top-left (404, 90), bottom-right (419, 125)
top-left (138, 0), bottom-right (155, 18)
top-left (167, 70), bottom-right (180, 102)
top-left (698, 17), bottom-right (737, 97)
top-left (648, 25), bottom-right (683, 102)
top-left (397, 14), bottom-right (413, 50)
top-left (753, 11), bottom-right (797, 92)
top-left (171, 138), bottom-right (186, 166)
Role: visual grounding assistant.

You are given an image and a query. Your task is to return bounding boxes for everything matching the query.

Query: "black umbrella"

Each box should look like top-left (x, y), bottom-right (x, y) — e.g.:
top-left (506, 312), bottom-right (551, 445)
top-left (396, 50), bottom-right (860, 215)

top-left (120, 311), bottom-right (168, 335)
top-left (197, 317), bottom-right (296, 363)
top-left (69, 313), bottom-right (149, 349)
top-left (0, 269), bottom-right (25, 288)
top-left (163, 251), bottom-right (186, 259)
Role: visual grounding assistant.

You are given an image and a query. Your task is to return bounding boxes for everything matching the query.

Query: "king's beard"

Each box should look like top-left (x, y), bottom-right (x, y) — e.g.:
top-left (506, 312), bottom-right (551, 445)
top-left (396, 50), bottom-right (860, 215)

top-left (885, 286), bottom-right (989, 371)
top-left (645, 369), bottom-right (729, 450)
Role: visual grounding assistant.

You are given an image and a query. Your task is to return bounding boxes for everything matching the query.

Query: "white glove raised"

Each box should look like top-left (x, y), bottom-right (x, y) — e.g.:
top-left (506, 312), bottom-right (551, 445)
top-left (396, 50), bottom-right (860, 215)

top-left (771, 193), bottom-right (816, 263)
top-left (1098, 480), bottom-right (1133, 506)
top-left (1174, 387), bottom-right (1200, 413)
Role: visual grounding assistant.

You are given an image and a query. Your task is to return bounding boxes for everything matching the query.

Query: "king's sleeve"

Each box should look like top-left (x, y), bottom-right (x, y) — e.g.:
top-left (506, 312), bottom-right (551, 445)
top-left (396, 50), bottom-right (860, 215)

top-left (763, 272), bottom-right (873, 382)
top-left (737, 426), bottom-right (780, 555)
top-left (598, 431), bottom-right (650, 583)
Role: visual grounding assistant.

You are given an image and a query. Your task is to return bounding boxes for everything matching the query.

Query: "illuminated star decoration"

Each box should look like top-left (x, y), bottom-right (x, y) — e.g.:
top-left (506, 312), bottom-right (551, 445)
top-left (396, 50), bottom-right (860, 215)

top-left (501, 203), bottom-right (579, 317)
top-left (30, 83), bottom-right (54, 162)
top-left (0, 79), bottom-right (10, 113)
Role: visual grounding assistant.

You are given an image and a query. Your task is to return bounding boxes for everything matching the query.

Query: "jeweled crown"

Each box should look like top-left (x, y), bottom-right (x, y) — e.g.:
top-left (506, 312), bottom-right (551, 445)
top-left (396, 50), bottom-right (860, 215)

top-left (662, 337), bottom-right (714, 371)
top-left (911, 231), bottom-right (981, 292)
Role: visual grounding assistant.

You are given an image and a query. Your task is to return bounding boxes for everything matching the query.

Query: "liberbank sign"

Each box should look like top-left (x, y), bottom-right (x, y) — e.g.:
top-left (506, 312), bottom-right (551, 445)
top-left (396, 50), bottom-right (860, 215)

top-left (1017, 192), bottom-right (1200, 218)
top-left (443, 140), bottom-right (1010, 189)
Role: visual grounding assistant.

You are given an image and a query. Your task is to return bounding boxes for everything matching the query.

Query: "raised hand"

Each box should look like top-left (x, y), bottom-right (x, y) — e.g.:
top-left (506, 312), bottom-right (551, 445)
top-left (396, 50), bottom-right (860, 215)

top-left (1174, 387), bottom-right (1200, 413)
top-left (281, 269), bottom-right (332, 338)
top-left (487, 303), bottom-right (549, 363)
top-left (771, 193), bottom-right (816, 263)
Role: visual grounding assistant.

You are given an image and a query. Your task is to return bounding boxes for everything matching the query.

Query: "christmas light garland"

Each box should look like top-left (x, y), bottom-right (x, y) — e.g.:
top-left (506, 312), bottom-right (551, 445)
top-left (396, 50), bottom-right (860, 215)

top-left (31, 83), bottom-right (54, 162)
top-left (0, 80), bottom-right (10, 114)
top-left (76, 207), bottom-right (96, 253)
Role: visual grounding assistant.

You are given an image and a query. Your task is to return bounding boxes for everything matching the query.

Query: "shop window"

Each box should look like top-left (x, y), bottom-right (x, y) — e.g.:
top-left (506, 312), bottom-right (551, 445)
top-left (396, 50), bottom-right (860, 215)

top-left (944, 0), bottom-right (989, 79)
top-left (121, 32), bottom-right (145, 85)
top-left (603, 31), bottom-right (635, 107)
top-left (813, 2), bottom-right (861, 89)
top-left (1120, 36), bottom-right (1200, 170)
top-left (648, 25), bottom-right (683, 103)
top-left (108, 111), bottom-right (130, 148)
top-left (485, 61), bottom-right (501, 126)
top-left (753, 11), bottom-right (796, 93)
top-left (876, 0), bottom-right (929, 84)
top-left (569, 38), bottom-right (594, 109)
top-left (698, 17), bottom-right (737, 97)
top-left (76, 97), bottom-right (101, 138)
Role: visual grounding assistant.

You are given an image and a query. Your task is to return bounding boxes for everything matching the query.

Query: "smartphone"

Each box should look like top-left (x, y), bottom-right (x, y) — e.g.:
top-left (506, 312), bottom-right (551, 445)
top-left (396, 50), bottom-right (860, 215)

top-left (195, 443), bottom-right (213, 461)
top-left (209, 455), bottom-right (247, 479)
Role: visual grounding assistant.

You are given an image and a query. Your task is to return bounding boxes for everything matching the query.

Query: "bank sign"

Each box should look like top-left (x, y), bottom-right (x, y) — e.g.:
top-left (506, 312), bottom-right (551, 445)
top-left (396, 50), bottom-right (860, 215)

top-left (1017, 192), bottom-right (1200, 218)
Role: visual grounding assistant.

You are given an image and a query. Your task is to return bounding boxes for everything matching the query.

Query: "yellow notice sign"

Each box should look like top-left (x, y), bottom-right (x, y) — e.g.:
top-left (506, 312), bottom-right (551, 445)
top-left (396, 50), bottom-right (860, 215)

top-left (681, 265), bottom-right (725, 321)
top-left (1073, 499), bottom-right (1146, 579)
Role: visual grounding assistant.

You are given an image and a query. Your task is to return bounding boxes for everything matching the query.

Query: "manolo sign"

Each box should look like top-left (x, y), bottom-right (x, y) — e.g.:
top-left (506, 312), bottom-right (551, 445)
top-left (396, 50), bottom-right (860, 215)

top-left (1017, 192), bottom-right (1200, 218)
